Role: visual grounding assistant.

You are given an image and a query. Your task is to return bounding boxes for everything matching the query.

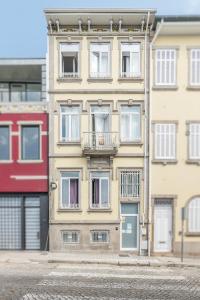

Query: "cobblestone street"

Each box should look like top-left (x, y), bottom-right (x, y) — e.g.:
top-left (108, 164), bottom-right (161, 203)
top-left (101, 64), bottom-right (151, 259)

top-left (0, 263), bottom-right (200, 300)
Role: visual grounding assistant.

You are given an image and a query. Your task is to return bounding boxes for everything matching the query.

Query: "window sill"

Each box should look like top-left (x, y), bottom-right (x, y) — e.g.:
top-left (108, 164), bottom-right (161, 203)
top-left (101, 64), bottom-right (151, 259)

top-left (187, 85), bottom-right (200, 91)
top-left (57, 208), bottom-right (82, 212)
top-left (152, 159), bottom-right (178, 165)
top-left (185, 232), bottom-right (200, 237)
top-left (118, 77), bottom-right (143, 82)
top-left (57, 141), bottom-right (81, 146)
top-left (186, 159), bottom-right (200, 165)
top-left (152, 85), bottom-right (178, 91)
top-left (120, 141), bottom-right (143, 146)
top-left (87, 208), bottom-right (112, 212)
top-left (57, 77), bottom-right (82, 83)
top-left (17, 159), bottom-right (43, 164)
top-left (87, 77), bottom-right (113, 83)
top-left (0, 160), bottom-right (13, 164)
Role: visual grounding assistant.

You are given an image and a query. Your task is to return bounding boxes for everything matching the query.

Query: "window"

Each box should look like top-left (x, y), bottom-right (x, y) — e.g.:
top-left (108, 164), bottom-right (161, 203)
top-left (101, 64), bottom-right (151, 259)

top-left (0, 84), bottom-right (9, 102)
top-left (190, 49), bottom-right (200, 85)
top-left (120, 170), bottom-right (140, 198)
top-left (90, 43), bottom-right (110, 78)
top-left (0, 126), bottom-right (10, 160)
top-left (91, 231), bottom-right (109, 243)
top-left (121, 105), bottom-right (141, 142)
top-left (188, 197), bottom-right (200, 233)
top-left (155, 49), bottom-right (176, 85)
top-left (154, 123), bottom-right (176, 160)
top-left (60, 106), bottom-right (80, 142)
top-left (0, 83), bottom-right (41, 103)
top-left (91, 172), bottom-right (109, 209)
top-left (21, 125), bottom-right (40, 160)
top-left (61, 171), bottom-right (80, 209)
top-left (121, 43), bottom-right (140, 78)
top-left (189, 123), bottom-right (200, 160)
top-left (62, 231), bottom-right (80, 244)
top-left (60, 43), bottom-right (79, 78)
top-left (11, 84), bottom-right (26, 102)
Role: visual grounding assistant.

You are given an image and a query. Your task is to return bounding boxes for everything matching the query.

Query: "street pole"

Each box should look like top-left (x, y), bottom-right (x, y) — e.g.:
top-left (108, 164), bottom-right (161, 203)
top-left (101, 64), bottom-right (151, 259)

top-left (181, 207), bottom-right (185, 263)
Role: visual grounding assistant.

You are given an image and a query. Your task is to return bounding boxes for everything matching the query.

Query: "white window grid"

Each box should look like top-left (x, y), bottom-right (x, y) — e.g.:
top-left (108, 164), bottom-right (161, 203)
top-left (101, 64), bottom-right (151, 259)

top-left (120, 170), bottom-right (140, 198)
top-left (61, 172), bottom-right (80, 209)
top-left (190, 49), bottom-right (200, 85)
top-left (60, 43), bottom-right (80, 78)
top-left (188, 197), bottom-right (200, 233)
top-left (90, 230), bottom-right (109, 243)
top-left (189, 123), bottom-right (200, 160)
top-left (120, 106), bottom-right (141, 142)
top-left (60, 106), bottom-right (80, 142)
top-left (155, 49), bottom-right (176, 86)
top-left (62, 231), bottom-right (80, 244)
top-left (90, 172), bottom-right (110, 209)
top-left (155, 123), bottom-right (176, 160)
top-left (120, 43), bottom-right (141, 78)
top-left (90, 43), bottom-right (110, 78)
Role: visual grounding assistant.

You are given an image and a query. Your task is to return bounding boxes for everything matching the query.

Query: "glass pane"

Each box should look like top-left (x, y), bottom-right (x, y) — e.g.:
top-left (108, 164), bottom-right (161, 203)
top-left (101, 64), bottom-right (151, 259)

top-left (122, 215), bottom-right (138, 249)
top-left (100, 52), bottom-right (109, 75)
top-left (91, 52), bottom-right (99, 75)
top-left (91, 105), bottom-right (110, 113)
top-left (101, 179), bottom-right (109, 207)
top-left (27, 84), bottom-right (41, 102)
top-left (92, 179), bottom-right (99, 206)
top-left (121, 203), bottom-right (138, 214)
top-left (121, 114), bottom-right (129, 141)
top-left (62, 179), bottom-right (69, 208)
top-left (71, 115), bottom-right (79, 141)
top-left (11, 84), bottom-right (25, 102)
top-left (0, 126), bottom-right (9, 160)
top-left (61, 106), bottom-right (80, 114)
top-left (70, 179), bottom-right (79, 206)
top-left (0, 83), bottom-right (9, 102)
top-left (21, 126), bottom-right (40, 160)
top-left (61, 171), bottom-right (79, 178)
top-left (91, 172), bottom-right (109, 178)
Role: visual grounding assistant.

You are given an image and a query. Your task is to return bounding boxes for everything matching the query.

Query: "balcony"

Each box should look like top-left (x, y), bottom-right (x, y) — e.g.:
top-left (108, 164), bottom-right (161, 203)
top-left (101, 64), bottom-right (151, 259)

top-left (82, 132), bottom-right (119, 156)
top-left (0, 91), bottom-right (42, 103)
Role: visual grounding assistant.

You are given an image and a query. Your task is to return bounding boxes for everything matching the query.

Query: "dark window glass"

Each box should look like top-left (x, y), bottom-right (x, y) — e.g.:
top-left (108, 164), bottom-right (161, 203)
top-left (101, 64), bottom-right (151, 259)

top-left (21, 125), bottom-right (40, 160)
top-left (0, 126), bottom-right (9, 160)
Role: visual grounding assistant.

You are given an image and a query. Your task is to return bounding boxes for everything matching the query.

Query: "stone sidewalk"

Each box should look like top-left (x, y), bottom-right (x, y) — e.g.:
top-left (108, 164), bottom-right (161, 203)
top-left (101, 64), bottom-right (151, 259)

top-left (0, 251), bottom-right (200, 268)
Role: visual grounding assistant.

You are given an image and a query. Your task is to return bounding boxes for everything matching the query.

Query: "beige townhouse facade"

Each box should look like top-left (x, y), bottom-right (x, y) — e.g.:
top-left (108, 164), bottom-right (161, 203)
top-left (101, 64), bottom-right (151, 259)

top-left (150, 16), bottom-right (200, 256)
top-left (45, 9), bottom-right (155, 254)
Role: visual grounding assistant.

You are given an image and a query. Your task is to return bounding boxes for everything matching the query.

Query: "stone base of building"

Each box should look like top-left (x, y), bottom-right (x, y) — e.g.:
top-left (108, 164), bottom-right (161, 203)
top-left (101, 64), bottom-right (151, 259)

top-left (151, 241), bottom-right (200, 257)
top-left (49, 222), bottom-right (120, 252)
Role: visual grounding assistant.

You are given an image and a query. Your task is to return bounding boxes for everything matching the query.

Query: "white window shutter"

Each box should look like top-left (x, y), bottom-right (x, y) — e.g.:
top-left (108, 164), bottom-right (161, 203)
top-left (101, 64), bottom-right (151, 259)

top-left (156, 49), bottom-right (176, 85)
top-left (190, 49), bottom-right (200, 85)
top-left (189, 123), bottom-right (200, 159)
top-left (188, 197), bottom-right (200, 232)
top-left (155, 123), bottom-right (176, 160)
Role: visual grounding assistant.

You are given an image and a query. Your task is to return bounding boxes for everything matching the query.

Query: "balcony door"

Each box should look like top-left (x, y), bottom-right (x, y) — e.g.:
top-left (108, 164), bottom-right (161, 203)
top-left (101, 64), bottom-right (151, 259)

top-left (91, 106), bottom-right (110, 147)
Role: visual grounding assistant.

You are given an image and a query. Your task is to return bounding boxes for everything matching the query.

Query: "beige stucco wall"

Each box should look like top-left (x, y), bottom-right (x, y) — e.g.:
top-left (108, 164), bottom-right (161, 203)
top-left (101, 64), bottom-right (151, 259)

top-left (150, 35), bottom-right (200, 254)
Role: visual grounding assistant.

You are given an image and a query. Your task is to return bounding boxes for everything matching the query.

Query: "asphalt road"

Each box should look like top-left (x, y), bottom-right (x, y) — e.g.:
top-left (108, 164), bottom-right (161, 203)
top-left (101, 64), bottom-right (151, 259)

top-left (0, 263), bottom-right (200, 300)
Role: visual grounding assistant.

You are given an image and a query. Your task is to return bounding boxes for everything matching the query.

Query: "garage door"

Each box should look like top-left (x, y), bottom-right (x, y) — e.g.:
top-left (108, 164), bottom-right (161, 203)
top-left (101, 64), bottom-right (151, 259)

top-left (0, 196), bottom-right (41, 250)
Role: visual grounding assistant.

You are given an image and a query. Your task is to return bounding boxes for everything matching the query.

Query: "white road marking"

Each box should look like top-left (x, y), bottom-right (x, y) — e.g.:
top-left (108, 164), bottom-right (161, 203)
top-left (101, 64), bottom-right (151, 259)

top-left (48, 271), bottom-right (185, 280)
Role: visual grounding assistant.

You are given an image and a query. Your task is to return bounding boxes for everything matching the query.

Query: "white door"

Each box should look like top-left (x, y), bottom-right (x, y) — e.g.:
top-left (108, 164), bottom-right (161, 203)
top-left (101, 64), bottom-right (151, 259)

top-left (154, 201), bottom-right (172, 252)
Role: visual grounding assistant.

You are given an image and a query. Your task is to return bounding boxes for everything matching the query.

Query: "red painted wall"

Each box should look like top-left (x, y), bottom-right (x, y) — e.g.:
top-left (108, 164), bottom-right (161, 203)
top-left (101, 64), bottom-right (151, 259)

top-left (0, 113), bottom-right (48, 193)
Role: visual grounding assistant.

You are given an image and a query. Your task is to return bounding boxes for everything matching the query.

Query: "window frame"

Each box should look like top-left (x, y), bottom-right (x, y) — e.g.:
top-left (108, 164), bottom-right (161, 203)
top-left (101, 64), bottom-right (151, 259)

top-left (120, 169), bottom-right (141, 199)
top-left (89, 42), bottom-right (111, 78)
top-left (153, 122), bottom-right (177, 161)
top-left (19, 124), bottom-right (41, 162)
top-left (155, 48), bottom-right (177, 86)
top-left (188, 122), bottom-right (200, 161)
top-left (59, 43), bottom-right (80, 79)
top-left (62, 230), bottom-right (80, 244)
top-left (60, 170), bottom-right (81, 210)
top-left (187, 197), bottom-right (200, 234)
top-left (0, 124), bottom-right (11, 162)
top-left (120, 104), bottom-right (141, 143)
top-left (90, 171), bottom-right (110, 209)
top-left (90, 230), bottom-right (109, 244)
top-left (120, 42), bottom-right (141, 78)
top-left (189, 48), bottom-right (200, 86)
top-left (60, 105), bottom-right (80, 143)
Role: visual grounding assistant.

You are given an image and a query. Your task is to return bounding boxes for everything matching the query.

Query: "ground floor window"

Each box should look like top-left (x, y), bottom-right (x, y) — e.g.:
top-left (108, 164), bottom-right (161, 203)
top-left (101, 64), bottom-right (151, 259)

top-left (62, 231), bottom-right (80, 244)
top-left (90, 230), bottom-right (109, 243)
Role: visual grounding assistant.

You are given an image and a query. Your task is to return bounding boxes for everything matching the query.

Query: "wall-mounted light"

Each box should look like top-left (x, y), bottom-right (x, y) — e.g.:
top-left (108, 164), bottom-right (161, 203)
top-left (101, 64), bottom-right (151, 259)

top-left (50, 182), bottom-right (57, 190)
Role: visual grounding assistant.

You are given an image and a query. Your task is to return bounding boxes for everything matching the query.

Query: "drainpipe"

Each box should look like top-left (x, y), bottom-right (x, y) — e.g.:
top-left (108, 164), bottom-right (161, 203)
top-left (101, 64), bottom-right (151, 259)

top-left (143, 11), bottom-right (150, 256)
top-left (148, 19), bottom-right (164, 257)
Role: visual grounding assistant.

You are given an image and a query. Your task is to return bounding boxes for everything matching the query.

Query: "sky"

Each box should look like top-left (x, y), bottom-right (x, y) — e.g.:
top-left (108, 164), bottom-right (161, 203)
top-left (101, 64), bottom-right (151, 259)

top-left (0, 0), bottom-right (200, 58)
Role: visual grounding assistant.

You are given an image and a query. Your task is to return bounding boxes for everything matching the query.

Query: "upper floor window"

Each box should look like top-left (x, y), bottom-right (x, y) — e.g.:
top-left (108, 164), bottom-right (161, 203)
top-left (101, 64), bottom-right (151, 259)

top-left (91, 171), bottom-right (109, 209)
top-left (188, 197), bottom-right (200, 233)
top-left (121, 43), bottom-right (141, 78)
top-left (120, 170), bottom-right (140, 198)
top-left (21, 125), bottom-right (40, 160)
top-left (90, 43), bottom-right (110, 78)
top-left (120, 105), bottom-right (141, 142)
top-left (60, 106), bottom-right (80, 142)
top-left (0, 126), bottom-right (10, 160)
top-left (155, 49), bottom-right (176, 86)
top-left (189, 123), bottom-right (200, 160)
top-left (0, 83), bottom-right (41, 103)
top-left (190, 49), bottom-right (200, 86)
top-left (154, 123), bottom-right (176, 160)
top-left (61, 171), bottom-right (80, 209)
top-left (60, 43), bottom-right (80, 78)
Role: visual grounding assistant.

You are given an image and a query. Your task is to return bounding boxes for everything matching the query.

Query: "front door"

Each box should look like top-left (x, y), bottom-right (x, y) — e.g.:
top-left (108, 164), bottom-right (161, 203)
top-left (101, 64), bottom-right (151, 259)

top-left (120, 203), bottom-right (139, 251)
top-left (154, 200), bottom-right (172, 252)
